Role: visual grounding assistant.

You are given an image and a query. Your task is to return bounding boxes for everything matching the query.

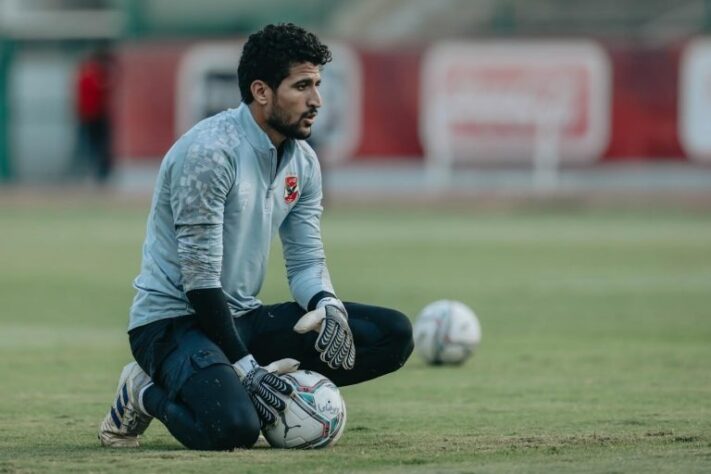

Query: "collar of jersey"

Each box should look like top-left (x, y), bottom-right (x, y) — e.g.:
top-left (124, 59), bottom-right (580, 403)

top-left (235, 102), bottom-right (293, 156)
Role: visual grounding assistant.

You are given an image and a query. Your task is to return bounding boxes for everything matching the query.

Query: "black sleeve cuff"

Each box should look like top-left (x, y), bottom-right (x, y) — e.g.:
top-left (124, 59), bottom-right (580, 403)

top-left (307, 291), bottom-right (337, 311)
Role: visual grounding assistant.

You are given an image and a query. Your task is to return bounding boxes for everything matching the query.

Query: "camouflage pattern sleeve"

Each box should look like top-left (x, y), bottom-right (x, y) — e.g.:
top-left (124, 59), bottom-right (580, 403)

top-left (170, 143), bottom-right (235, 292)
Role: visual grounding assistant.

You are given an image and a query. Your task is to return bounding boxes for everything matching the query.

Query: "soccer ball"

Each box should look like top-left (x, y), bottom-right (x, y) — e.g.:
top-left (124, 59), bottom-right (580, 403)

top-left (263, 370), bottom-right (347, 449)
top-left (413, 300), bottom-right (482, 365)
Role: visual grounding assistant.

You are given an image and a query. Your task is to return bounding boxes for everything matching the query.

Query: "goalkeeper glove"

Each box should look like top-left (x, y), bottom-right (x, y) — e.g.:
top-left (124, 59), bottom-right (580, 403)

top-left (233, 355), bottom-right (299, 427)
top-left (293, 298), bottom-right (356, 370)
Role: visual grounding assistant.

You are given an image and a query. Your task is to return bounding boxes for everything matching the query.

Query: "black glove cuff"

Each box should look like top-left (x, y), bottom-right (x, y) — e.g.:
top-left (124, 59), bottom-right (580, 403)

top-left (307, 290), bottom-right (337, 311)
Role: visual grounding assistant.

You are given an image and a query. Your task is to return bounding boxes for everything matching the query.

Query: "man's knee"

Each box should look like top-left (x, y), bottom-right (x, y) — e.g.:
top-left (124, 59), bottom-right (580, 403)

top-left (361, 307), bottom-right (414, 373)
top-left (181, 363), bottom-right (261, 450)
top-left (208, 405), bottom-right (261, 450)
top-left (388, 309), bottom-right (414, 368)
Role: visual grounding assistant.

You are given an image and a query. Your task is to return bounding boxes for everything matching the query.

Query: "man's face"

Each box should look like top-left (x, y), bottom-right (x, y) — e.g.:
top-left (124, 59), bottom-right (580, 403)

top-left (266, 62), bottom-right (322, 140)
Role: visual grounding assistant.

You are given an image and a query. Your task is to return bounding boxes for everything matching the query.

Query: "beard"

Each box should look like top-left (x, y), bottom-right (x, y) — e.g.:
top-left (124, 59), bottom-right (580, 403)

top-left (266, 103), bottom-right (316, 140)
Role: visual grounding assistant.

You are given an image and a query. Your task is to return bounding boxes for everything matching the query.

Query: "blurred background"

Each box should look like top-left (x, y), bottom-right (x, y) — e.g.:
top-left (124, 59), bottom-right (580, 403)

top-left (1, 0), bottom-right (711, 201)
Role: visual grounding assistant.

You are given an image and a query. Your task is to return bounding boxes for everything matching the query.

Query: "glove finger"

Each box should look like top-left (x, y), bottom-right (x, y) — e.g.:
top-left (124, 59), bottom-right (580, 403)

top-left (333, 336), bottom-right (351, 368)
top-left (263, 372), bottom-right (293, 396)
top-left (332, 323), bottom-right (346, 348)
top-left (264, 358), bottom-right (300, 375)
top-left (325, 340), bottom-right (344, 370)
top-left (255, 385), bottom-right (286, 411)
top-left (316, 318), bottom-right (338, 352)
top-left (326, 327), bottom-right (348, 361)
top-left (329, 349), bottom-right (345, 370)
top-left (256, 384), bottom-right (286, 412)
top-left (251, 394), bottom-right (276, 427)
top-left (319, 344), bottom-right (341, 369)
top-left (319, 346), bottom-right (332, 366)
top-left (345, 339), bottom-right (356, 370)
top-left (293, 308), bottom-right (326, 334)
top-left (320, 319), bottom-right (342, 355)
top-left (315, 331), bottom-right (328, 354)
top-left (327, 337), bottom-right (346, 368)
top-left (320, 339), bottom-right (339, 368)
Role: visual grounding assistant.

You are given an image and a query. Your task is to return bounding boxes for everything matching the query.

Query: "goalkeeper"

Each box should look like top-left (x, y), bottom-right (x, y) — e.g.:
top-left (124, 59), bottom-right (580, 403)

top-left (98, 23), bottom-right (413, 451)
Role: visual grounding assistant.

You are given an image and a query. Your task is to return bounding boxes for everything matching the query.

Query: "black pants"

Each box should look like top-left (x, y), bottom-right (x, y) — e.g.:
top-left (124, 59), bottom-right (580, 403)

top-left (129, 302), bottom-right (413, 450)
top-left (74, 119), bottom-right (111, 182)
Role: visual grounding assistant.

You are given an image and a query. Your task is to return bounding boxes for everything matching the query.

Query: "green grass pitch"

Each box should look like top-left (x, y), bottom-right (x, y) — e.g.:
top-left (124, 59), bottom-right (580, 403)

top-left (1, 202), bottom-right (710, 473)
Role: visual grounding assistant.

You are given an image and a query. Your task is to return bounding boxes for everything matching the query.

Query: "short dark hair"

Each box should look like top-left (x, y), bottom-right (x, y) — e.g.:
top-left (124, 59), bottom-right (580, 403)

top-left (238, 23), bottom-right (332, 104)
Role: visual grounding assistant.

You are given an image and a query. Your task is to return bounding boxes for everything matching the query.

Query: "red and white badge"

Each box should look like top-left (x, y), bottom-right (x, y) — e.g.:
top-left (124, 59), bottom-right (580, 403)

top-left (284, 176), bottom-right (299, 204)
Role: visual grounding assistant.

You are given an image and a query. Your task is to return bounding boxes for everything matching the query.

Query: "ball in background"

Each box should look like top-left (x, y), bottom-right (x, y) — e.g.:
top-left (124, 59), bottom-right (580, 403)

top-left (263, 370), bottom-right (347, 449)
top-left (413, 300), bottom-right (482, 365)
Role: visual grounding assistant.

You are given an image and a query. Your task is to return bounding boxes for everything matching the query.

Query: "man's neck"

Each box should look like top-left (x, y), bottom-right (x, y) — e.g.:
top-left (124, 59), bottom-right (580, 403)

top-left (247, 102), bottom-right (286, 149)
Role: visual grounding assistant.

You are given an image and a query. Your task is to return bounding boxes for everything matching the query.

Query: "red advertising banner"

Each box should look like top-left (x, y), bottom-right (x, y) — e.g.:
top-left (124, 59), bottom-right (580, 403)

top-left (420, 41), bottom-right (612, 165)
top-left (111, 40), bottom-right (690, 165)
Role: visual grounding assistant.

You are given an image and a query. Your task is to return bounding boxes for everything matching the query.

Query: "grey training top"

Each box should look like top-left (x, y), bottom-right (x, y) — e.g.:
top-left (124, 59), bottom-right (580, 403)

top-left (128, 103), bottom-right (335, 331)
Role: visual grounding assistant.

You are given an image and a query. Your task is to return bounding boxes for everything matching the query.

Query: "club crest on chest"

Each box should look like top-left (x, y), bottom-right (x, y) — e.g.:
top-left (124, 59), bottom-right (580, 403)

top-left (284, 176), bottom-right (299, 204)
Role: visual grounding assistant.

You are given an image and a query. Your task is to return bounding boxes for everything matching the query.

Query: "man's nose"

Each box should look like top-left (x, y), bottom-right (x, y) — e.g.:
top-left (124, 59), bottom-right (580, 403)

top-left (308, 87), bottom-right (322, 108)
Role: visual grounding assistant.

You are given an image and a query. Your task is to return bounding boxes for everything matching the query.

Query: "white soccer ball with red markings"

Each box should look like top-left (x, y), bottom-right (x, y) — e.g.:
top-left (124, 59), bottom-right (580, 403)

top-left (413, 300), bottom-right (482, 365)
top-left (263, 370), bottom-right (346, 449)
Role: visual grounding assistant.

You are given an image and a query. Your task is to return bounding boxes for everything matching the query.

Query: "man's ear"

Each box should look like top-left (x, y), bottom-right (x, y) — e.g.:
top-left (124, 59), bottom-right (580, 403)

top-left (250, 80), bottom-right (271, 105)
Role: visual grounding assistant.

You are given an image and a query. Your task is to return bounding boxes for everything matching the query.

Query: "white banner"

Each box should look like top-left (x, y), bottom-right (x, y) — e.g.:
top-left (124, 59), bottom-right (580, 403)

top-left (420, 41), bottom-right (612, 165)
top-left (679, 39), bottom-right (711, 162)
top-left (175, 41), bottom-right (361, 164)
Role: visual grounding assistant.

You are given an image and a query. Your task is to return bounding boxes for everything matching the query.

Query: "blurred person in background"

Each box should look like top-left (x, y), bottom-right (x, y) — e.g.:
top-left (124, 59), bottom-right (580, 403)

top-left (97, 23), bottom-right (413, 451)
top-left (72, 47), bottom-right (114, 183)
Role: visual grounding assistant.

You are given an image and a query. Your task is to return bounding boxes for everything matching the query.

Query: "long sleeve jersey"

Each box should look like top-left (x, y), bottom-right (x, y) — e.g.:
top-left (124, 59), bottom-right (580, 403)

top-left (128, 103), bottom-right (335, 331)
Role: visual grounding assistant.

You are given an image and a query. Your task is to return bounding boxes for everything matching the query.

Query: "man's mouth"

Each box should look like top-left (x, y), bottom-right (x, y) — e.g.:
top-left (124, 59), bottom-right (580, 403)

top-left (302, 111), bottom-right (318, 125)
